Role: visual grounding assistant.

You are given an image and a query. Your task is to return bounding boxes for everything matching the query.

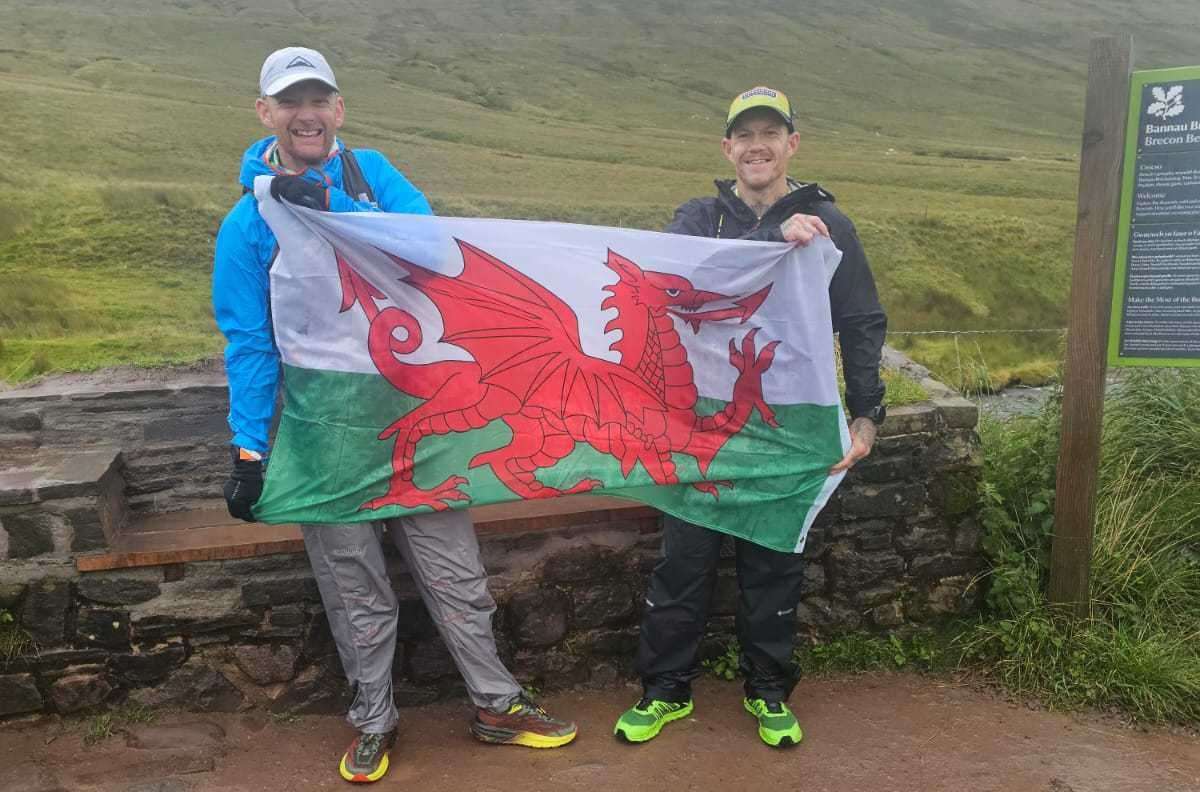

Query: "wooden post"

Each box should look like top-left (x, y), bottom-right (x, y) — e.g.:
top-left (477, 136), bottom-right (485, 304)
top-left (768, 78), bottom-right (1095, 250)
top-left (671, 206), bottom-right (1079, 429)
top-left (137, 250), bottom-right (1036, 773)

top-left (1047, 36), bottom-right (1132, 616)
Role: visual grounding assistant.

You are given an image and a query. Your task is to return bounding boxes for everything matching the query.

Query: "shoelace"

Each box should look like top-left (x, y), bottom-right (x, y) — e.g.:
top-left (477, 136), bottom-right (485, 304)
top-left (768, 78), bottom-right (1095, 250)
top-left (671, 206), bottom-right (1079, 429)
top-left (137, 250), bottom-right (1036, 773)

top-left (511, 695), bottom-right (551, 719)
top-left (354, 732), bottom-right (386, 763)
top-left (636, 698), bottom-right (681, 716)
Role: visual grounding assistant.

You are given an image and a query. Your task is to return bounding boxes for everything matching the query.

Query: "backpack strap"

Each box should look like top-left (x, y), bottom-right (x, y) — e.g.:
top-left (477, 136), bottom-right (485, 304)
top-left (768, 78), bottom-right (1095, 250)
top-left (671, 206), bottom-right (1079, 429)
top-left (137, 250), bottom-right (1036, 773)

top-left (339, 148), bottom-right (376, 205)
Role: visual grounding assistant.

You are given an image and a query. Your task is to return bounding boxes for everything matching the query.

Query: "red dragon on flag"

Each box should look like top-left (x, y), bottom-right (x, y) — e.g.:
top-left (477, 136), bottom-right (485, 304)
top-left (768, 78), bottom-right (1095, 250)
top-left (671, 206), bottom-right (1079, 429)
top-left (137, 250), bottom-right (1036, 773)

top-left (335, 241), bottom-right (780, 511)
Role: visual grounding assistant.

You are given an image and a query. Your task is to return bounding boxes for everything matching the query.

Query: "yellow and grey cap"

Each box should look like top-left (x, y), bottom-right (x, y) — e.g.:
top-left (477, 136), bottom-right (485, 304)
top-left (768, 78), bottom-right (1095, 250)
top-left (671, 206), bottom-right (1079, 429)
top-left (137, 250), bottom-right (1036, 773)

top-left (725, 86), bottom-right (794, 136)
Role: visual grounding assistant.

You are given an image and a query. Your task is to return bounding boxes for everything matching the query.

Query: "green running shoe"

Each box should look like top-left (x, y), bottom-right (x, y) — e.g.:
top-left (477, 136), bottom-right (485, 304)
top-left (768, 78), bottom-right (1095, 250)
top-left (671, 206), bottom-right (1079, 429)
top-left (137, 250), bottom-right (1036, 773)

top-left (613, 697), bottom-right (694, 743)
top-left (744, 698), bottom-right (803, 748)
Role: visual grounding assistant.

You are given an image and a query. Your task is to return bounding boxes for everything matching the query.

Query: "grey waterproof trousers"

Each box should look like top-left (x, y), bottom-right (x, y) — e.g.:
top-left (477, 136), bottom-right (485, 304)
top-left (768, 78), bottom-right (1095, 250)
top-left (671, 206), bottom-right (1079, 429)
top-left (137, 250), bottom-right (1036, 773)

top-left (301, 511), bottom-right (523, 734)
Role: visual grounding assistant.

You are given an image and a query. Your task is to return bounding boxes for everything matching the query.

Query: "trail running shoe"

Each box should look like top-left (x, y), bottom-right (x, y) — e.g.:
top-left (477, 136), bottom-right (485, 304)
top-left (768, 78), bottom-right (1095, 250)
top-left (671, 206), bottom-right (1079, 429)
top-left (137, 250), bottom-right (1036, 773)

top-left (471, 694), bottom-right (578, 748)
top-left (338, 729), bottom-right (396, 783)
top-left (613, 697), bottom-right (694, 743)
top-left (743, 697), bottom-right (803, 748)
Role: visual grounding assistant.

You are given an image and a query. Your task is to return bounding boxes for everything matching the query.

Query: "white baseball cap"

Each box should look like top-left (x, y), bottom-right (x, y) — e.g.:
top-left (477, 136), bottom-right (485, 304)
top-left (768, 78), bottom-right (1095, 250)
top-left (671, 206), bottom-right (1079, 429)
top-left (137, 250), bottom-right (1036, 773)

top-left (259, 46), bottom-right (339, 97)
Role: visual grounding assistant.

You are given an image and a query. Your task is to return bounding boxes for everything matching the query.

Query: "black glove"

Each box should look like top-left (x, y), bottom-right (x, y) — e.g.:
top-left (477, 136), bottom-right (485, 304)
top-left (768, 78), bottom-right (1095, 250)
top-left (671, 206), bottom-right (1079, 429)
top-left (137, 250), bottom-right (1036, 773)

top-left (223, 446), bottom-right (264, 522)
top-left (270, 175), bottom-right (329, 211)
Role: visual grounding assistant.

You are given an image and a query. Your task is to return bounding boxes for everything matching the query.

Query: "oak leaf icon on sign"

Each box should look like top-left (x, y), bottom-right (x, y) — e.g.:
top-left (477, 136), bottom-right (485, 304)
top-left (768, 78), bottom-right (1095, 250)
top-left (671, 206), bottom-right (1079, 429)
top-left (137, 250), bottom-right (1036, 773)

top-left (1148, 85), bottom-right (1185, 120)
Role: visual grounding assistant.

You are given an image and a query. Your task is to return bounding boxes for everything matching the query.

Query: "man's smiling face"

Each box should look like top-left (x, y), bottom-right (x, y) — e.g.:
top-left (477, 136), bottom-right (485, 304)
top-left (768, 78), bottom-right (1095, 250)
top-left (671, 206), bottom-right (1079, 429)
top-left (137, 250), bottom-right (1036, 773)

top-left (721, 109), bottom-right (799, 193)
top-left (256, 80), bottom-right (345, 170)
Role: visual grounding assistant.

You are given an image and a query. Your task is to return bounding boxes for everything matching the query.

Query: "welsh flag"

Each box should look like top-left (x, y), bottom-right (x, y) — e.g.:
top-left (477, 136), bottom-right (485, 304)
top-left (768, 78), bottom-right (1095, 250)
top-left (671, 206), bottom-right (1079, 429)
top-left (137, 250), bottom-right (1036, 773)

top-left (252, 181), bottom-right (850, 553)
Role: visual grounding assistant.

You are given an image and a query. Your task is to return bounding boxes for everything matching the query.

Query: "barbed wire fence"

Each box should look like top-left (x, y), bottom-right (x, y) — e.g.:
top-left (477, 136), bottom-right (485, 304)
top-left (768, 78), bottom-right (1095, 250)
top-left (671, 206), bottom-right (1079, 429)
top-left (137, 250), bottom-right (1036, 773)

top-left (887, 328), bottom-right (1067, 337)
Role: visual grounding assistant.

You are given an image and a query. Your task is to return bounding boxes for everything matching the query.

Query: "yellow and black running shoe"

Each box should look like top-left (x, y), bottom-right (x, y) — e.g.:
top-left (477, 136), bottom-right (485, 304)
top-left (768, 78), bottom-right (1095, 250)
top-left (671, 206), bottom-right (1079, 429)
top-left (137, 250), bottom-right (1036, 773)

top-left (471, 694), bottom-right (578, 748)
top-left (338, 729), bottom-right (396, 783)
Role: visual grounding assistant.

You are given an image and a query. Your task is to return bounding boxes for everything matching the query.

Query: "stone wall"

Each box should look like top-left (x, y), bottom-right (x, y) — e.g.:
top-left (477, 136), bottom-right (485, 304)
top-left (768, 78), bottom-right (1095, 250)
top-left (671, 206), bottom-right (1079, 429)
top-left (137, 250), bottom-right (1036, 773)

top-left (0, 360), bottom-right (984, 719)
top-left (0, 365), bottom-right (234, 516)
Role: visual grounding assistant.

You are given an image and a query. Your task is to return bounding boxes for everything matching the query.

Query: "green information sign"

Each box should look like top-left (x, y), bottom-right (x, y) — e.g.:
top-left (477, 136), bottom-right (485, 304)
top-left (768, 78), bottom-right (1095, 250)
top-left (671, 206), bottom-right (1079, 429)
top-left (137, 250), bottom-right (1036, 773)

top-left (1109, 65), bottom-right (1200, 367)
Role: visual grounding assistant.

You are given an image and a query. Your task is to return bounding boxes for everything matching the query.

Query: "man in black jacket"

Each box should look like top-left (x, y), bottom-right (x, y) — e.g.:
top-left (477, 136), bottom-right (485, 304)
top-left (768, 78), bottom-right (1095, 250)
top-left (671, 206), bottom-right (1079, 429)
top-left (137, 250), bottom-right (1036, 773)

top-left (613, 86), bottom-right (888, 749)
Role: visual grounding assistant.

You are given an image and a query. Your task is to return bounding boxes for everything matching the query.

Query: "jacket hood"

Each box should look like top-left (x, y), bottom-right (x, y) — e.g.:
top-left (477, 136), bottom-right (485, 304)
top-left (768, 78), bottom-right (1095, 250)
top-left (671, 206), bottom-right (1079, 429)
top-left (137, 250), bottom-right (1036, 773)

top-left (237, 136), bottom-right (345, 191)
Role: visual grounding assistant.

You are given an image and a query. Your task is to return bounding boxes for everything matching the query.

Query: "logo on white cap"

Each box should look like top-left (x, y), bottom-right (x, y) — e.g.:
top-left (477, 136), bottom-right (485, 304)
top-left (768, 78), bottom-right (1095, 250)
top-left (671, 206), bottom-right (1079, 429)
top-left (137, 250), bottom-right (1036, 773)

top-left (259, 47), bottom-right (338, 97)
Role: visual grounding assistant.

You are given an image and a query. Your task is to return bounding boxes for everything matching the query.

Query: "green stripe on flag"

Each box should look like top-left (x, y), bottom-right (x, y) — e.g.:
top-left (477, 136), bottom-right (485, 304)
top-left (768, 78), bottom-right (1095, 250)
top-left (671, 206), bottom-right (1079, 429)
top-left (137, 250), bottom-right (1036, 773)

top-left (255, 364), bottom-right (845, 552)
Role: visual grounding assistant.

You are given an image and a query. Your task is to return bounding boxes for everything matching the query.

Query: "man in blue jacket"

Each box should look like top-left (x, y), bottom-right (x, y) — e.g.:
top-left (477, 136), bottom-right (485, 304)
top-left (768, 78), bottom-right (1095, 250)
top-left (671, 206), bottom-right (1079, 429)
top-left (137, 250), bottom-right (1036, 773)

top-left (212, 47), bottom-right (576, 784)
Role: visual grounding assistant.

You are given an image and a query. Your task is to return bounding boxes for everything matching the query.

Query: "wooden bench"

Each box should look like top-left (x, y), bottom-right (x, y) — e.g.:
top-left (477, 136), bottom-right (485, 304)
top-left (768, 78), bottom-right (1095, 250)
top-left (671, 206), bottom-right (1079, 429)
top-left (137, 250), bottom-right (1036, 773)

top-left (75, 495), bottom-right (659, 572)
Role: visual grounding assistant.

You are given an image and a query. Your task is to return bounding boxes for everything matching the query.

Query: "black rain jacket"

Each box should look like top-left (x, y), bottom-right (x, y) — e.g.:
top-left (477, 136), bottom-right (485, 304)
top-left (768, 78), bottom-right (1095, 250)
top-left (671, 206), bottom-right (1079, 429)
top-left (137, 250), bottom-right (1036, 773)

top-left (665, 179), bottom-right (887, 419)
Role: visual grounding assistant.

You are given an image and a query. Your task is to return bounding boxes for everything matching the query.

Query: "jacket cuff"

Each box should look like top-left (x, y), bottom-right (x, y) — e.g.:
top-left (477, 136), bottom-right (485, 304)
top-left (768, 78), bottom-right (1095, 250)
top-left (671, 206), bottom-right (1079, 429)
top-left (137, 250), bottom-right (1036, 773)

top-left (232, 432), bottom-right (269, 457)
top-left (846, 391), bottom-right (885, 420)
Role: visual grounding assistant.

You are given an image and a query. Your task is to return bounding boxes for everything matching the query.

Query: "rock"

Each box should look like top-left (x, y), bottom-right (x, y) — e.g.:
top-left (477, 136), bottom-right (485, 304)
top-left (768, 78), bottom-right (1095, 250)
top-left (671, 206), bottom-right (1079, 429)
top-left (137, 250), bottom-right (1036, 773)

top-left (241, 575), bottom-right (320, 608)
top-left (391, 680), bottom-right (440, 709)
top-left (270, 663), bottom-right (351, 715)
top-left (3, 411), bottom-right (43, 432)
top-left (855, 582), bottom-right (902, 607)
top-left (927, 429), bottom-right (983, 469)
top-left (0, 581), bottom-right (26, 610)
top-left (871, 600), bottom-right (905, 627)
top-left (124, 720), bottom-right (226, 750)
top-left (934, 396), bottom-right (979, 429)
top-left (77, 574), bottom-right (161, 605)
top-left (852, 455), bottom-right (917, 484)
top-left (394, 596), bottom-right (436, 640)
top-left (910, 554), bottom-right (985, 582)
top-left (911, 575), bottom-right (983, 619)
top-left (7, 648), bottom-right (107, 674)
top-left (20, 577), bottom-right (72, 647)
top-left (62, 503), bottom-right (109, 553)
top-left (895, 520), bottom-right (952, 554)
top-left (127, 658), bottom-right (243, 712)
top-left (113, 644), bottom-right (188, 685)
top-left (709, 573), bottom-right (738, 617)
top-left (828, 544), bottom-right (905, 589)
top-left (954, 517), bottom-right (985, 554)
top-left (542, 545), bottom-right (623, 584)
top-left (0, 673), bottom-right (43, 716)
top-left (572, 580), bottom-right (634, 629)
top-left (231, 644), bottom-right (298, 685)
top-left (878, 404), bottom-right (938, 436)
top-left (75, 608), bottom-right (131, 651)
top-left (586, 662), bottom-right (620, 688)
top-left (267, 604), bottom-right (306, 628)
top-left (132, 610), bottom-right (258, 643)
top-left (795, 596), bottom-right (862, 632)
top-left (49, 671), bottom-right (112, 713)
top-left (406, 638), bottom-right (456, 683)
top-left (799, 562), bottom-right (827, 597)
top-left (800, 521), bottom-right (829, 557)
top-left (840, 482), bottom-right (926, 519)
top-left (512, 649), bottom-right (590, 689)
top-left (833, 519), bottom-right (894, 551)
top-left (568, 628), bottom-right (639, 657)
top-left (2, 511), bottom-right (56, 558)
top-left (507, 587), bottom-right (570, 648)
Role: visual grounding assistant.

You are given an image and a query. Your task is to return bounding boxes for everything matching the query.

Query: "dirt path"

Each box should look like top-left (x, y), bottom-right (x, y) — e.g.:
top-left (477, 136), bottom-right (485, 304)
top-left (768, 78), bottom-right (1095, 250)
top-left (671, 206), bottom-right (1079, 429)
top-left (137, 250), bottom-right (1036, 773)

top-left (2, 674), bottom-right (1197, 792)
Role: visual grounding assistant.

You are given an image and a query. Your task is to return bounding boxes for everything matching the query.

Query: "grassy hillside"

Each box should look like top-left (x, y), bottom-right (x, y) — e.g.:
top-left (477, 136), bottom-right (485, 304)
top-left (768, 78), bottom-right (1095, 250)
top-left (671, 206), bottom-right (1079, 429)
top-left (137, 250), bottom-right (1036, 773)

top-left (2, 0), bottom-right (1200, 387)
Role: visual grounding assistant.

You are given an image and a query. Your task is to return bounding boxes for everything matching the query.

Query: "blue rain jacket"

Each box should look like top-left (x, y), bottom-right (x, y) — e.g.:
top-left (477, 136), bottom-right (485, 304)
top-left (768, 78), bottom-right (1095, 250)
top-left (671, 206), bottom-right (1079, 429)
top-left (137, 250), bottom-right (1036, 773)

top-left (212, 137), bottom-right (432, 453)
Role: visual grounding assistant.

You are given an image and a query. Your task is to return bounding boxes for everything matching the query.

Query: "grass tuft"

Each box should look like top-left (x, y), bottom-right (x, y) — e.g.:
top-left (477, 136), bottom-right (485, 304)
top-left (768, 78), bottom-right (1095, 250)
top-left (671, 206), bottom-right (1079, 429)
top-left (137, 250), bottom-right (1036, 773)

top-left (964, 369), bottom-right (1200, 723)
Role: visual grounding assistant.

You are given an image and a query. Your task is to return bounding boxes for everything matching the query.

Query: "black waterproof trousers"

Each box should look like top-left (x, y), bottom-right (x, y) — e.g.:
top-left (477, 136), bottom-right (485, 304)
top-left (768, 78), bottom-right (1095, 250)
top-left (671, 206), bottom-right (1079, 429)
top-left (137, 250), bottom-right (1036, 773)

top-left (636, 516), bottom-right (807, 703)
